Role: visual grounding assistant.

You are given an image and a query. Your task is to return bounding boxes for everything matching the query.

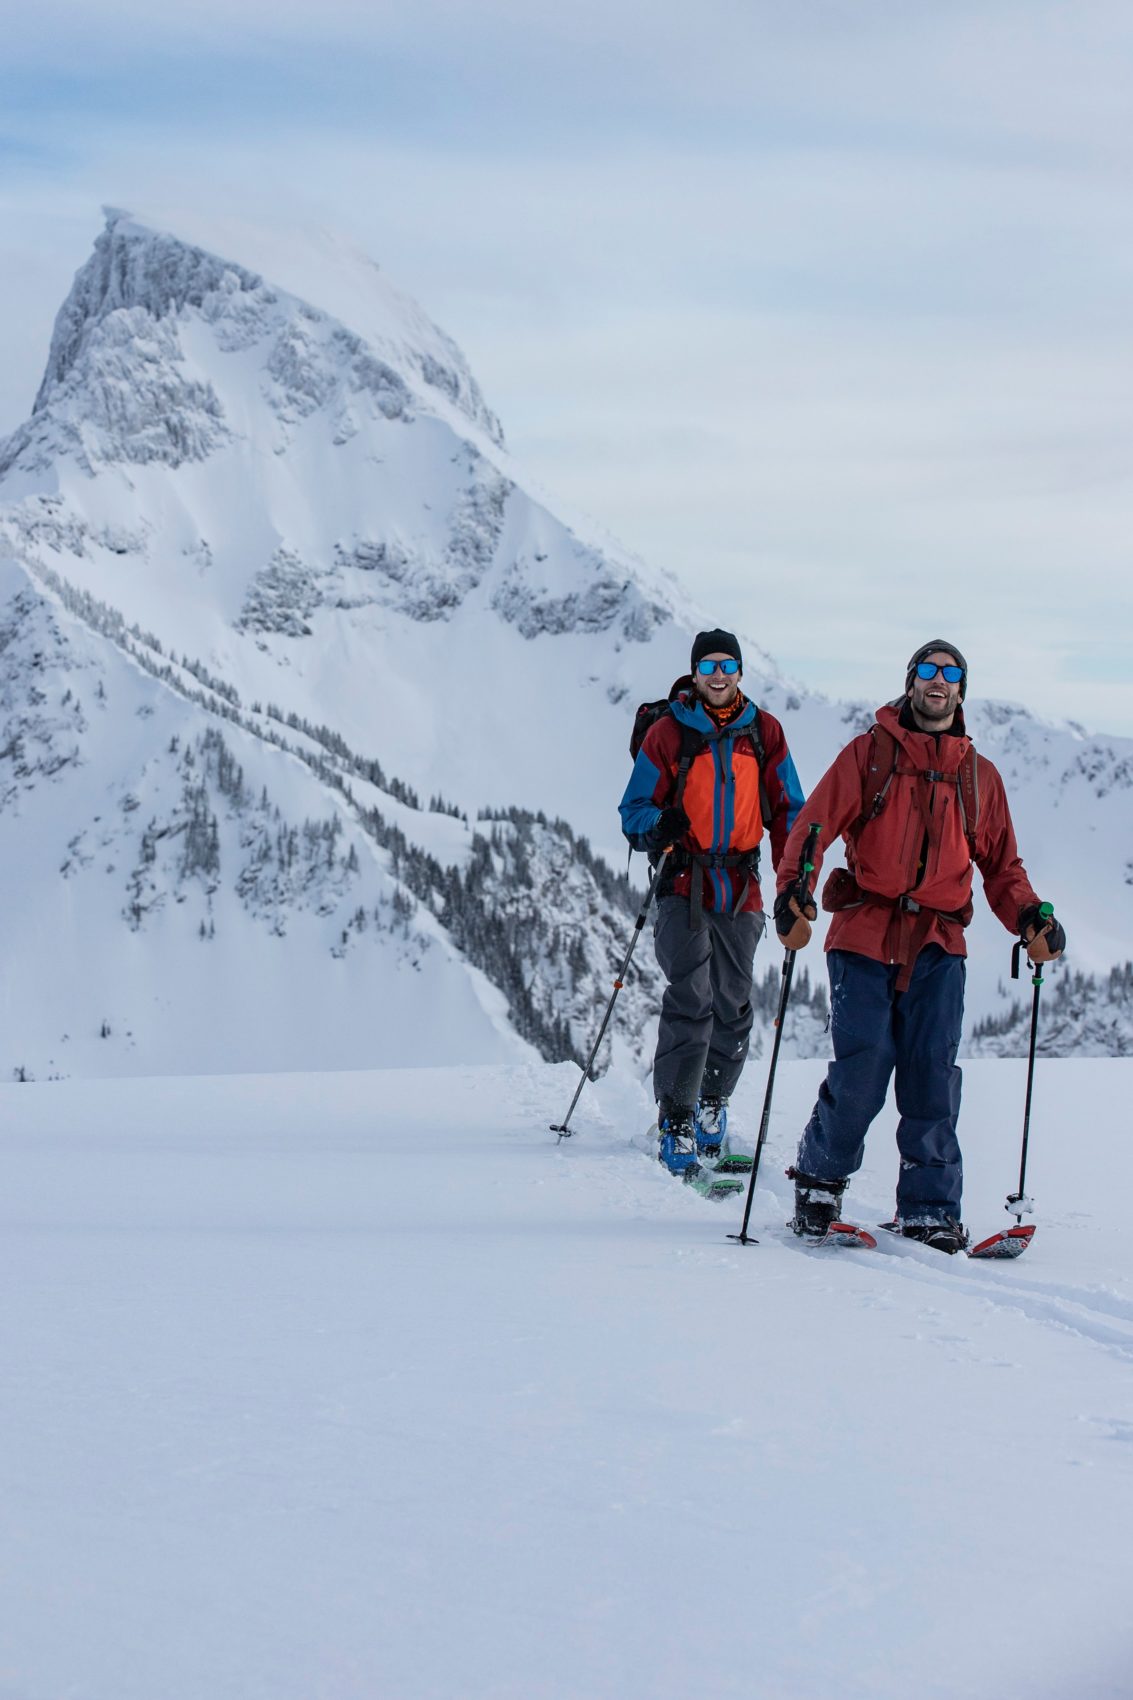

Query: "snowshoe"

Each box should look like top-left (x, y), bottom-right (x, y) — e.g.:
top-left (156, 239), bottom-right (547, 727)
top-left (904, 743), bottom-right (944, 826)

top-left (711, 1147), bottom-right (753, 1175)
top-left (811, 1221), bottom-right (878, 1250)
top-left (967, 1224), bottom-right (1035, 1260)
top-left (690, 1168), bottom-right (745, 1201)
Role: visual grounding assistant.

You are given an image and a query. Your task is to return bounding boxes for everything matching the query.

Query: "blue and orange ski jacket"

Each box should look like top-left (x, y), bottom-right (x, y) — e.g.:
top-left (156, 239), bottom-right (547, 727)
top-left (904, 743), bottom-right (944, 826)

top-left (619, 693), bottom-right (805, 915)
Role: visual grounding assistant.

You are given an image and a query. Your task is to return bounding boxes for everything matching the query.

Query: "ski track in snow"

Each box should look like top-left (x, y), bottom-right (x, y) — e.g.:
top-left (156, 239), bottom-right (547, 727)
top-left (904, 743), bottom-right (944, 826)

top-left (653, 1190), bottom-right (1133, 1371)
top-left (860, 1240), bottom-right (1133, 1364)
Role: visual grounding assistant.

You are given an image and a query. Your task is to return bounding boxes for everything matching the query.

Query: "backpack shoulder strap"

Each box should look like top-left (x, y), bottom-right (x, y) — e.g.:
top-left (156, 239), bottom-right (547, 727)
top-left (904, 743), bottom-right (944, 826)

top-left (851, 724), bottom-right (899, 836)
top-left (673, 715), bottom-right (705, 807)
top-left (956, 747), bottom-right (981, 858)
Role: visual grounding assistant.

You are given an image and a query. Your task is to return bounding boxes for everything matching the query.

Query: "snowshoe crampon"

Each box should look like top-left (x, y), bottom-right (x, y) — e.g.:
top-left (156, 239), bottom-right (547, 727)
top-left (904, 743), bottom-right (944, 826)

top-left (967, 1224), bottom-right (1035, 1260)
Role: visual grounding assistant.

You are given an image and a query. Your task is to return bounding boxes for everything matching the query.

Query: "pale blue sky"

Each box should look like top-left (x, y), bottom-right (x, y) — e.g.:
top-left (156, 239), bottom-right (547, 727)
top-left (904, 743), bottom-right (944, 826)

top-left (2, 1), bottom-right (1130, 731)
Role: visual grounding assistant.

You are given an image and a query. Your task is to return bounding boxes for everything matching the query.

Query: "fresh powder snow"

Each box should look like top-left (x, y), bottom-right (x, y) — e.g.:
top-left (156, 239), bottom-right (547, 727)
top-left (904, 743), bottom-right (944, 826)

top-left (1, 1057), bottom-right (1130, 1698)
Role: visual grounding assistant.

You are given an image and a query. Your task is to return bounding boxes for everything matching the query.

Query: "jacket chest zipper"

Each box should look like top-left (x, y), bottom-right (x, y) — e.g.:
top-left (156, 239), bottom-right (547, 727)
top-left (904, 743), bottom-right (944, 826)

top-left (715, 742), bottom-right (730, 853)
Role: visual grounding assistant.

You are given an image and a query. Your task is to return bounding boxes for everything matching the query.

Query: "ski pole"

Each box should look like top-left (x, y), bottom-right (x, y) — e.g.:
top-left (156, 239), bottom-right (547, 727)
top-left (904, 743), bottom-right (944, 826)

top-left (729, 823), bottom-right (821, 1246)
top-left (550, 848), bottom-right (672, 1141)
top-left (1006, 900), bottom-right (1052, 1222)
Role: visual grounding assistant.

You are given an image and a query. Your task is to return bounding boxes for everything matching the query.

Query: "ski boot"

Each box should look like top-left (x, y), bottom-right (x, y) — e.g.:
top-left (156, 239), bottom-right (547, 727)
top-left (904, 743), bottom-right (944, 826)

top-left (693, 1096), bottom-right (728, 1158)
top-left (897, 1217), bottom-right (970, 1255)
top-left (787, 1166), bottom-right (848, 1238)
top-left (657, 1105), bottom-right (701, 1180)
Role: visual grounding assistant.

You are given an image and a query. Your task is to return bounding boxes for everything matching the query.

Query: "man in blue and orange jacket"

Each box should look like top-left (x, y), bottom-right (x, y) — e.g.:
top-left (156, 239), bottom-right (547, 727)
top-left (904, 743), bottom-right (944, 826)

top-left (620, 628), bottom-right (805, 1179)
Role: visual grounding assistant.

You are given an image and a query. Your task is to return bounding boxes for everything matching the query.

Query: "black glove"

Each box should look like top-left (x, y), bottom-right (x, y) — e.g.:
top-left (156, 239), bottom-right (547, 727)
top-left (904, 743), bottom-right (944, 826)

top-left (774, 889), bottom-right (816, 950)
top-left (1018, 903), bottom-right (1066, 961)
top-left (646, 805), bottom-right (690, 850)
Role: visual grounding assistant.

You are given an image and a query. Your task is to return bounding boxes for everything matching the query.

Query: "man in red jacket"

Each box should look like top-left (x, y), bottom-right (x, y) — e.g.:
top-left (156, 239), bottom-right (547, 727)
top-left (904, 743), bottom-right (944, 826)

top-left (620, 628), bottom-right (805, 1179)
top-left (775, 640), bottom-right (1065, 1252)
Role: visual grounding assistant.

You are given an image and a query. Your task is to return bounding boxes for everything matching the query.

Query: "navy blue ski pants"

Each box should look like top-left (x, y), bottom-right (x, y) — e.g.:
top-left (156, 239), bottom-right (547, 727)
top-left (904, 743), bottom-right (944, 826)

top-left (796, 946), bottom-right (966, 1222)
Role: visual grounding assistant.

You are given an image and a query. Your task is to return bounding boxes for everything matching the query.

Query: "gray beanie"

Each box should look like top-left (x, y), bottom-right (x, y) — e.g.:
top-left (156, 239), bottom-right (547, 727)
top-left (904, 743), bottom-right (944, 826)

top-left (905, 639), bottom-right (968, 701)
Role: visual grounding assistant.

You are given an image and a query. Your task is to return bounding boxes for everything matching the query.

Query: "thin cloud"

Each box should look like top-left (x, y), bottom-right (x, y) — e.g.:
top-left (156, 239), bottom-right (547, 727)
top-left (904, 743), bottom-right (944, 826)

top-left (0, 1), bottom-right (1130, 731)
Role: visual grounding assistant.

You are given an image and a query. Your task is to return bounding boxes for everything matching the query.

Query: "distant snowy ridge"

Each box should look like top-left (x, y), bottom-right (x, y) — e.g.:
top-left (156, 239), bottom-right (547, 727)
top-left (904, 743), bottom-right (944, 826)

top-left (1, 208), bottom-right (1131, 1077)
top-left (969, 962), bottom-right (1133, 1058)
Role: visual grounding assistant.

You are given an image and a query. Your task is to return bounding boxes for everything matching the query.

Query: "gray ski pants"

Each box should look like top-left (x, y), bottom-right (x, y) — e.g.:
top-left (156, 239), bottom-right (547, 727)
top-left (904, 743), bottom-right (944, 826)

top-left (651, 895), bottom-right (766, 1110)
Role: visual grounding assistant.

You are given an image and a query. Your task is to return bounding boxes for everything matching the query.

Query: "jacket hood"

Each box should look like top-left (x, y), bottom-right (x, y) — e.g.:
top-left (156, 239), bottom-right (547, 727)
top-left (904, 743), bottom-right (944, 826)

top-left (876, 700), bottom-right (970, 766)
top-left (671, 693), bottom-right (758, 737)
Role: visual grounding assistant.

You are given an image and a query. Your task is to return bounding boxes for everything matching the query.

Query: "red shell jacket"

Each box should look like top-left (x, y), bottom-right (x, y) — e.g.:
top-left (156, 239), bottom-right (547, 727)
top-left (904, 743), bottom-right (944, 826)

top-left (776, 702), bottom-right (1040, 963)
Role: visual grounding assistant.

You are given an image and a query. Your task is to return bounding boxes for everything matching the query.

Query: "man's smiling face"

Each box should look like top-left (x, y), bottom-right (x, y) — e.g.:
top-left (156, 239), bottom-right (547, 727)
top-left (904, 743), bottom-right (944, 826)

top-left (694, 653), bottom-right (742, 711)
top-left (908, 650), bottom-right (963, 729)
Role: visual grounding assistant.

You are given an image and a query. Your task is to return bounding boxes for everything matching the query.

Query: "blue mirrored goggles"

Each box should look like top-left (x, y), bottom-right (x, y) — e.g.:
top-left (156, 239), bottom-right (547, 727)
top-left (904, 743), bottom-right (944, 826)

top-left (696, 657), bottom-right (741, 676)
top-left (915, 662), bottom-right (964, 683)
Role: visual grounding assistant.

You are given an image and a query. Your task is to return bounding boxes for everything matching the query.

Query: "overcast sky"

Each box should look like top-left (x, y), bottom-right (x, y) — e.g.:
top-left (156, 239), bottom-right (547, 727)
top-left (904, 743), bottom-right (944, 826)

top-left (2, 1), bottom-right (1130, 732)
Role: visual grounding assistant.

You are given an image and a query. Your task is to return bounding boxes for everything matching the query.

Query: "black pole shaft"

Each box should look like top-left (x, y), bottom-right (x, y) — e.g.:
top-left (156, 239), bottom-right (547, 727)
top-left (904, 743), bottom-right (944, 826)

top-left (1007, 899), bottom-right (1052, 1219)
top-left (1015, 967), bottom-right (1043, 1206)
top-left (728, 822), bottom-right (821, 1246)
top-left (549, 851), bottom-right (669, 1140)
top-left (730, 950), bottom-right (796, 1244)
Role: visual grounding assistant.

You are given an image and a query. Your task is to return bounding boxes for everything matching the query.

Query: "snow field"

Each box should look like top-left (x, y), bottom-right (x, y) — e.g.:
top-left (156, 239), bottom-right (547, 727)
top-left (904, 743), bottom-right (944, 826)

top-left (1, 1058), bottom-right (1131, 1699)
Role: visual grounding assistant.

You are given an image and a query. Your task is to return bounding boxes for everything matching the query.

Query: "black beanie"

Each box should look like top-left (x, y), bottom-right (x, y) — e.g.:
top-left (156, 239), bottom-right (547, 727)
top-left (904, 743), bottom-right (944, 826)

top-left (905, 639), bottom-right (968, 701)
top-left (691, 629), bottom-right (742, 672)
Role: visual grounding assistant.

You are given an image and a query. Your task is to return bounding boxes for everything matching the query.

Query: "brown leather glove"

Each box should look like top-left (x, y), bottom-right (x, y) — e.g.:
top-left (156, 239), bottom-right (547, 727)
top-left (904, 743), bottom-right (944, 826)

top-left (773, 891), bottom-right (816, 952)
top-left (1020, 903), bottom-right (1066, 965)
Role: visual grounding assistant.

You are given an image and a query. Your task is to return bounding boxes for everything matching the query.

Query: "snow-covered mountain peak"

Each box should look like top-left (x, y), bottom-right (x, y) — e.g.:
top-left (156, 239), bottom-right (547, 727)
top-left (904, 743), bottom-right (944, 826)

top-left (0, 210), bottom-right (677, 751)
top-left (33, 210), bottom-right (264, 412)
top-left (7, 208), bottom-right (504, 480)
